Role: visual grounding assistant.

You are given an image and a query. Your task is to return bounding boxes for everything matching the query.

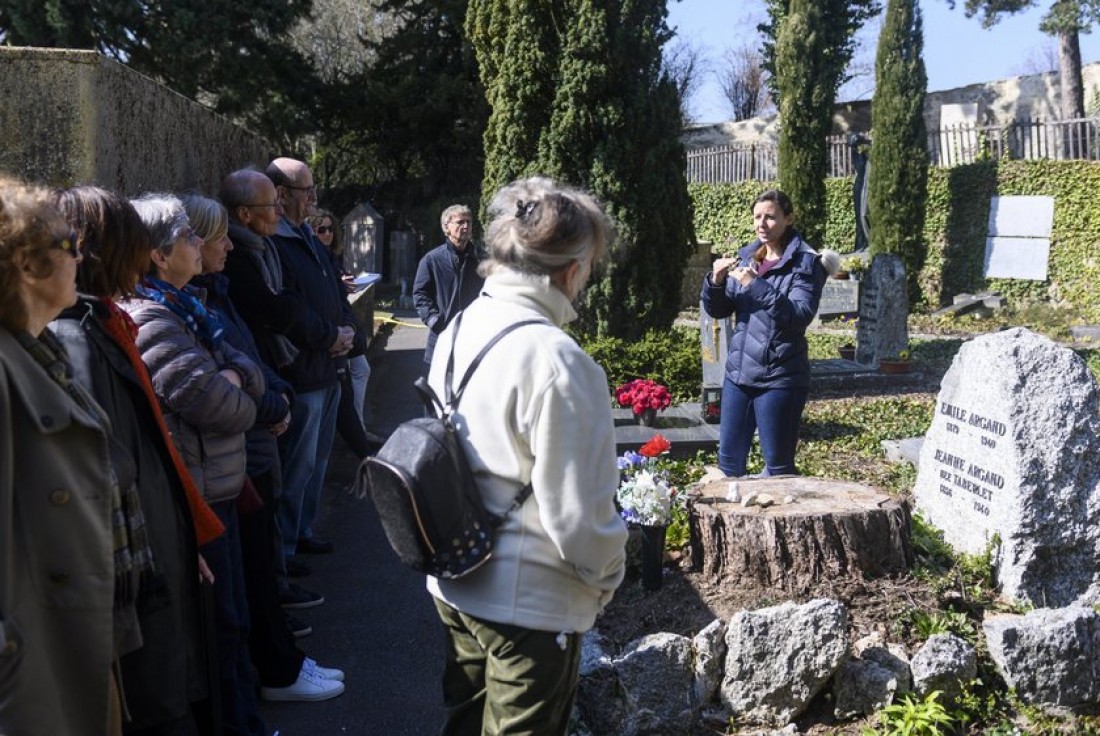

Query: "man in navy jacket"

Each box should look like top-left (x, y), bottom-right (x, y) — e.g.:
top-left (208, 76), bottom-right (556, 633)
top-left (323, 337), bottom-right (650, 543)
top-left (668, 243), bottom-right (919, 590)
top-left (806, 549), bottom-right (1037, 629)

top-left (265, 158), bottom-right (356, 570)
top-left (413, 204), bottom-right (485, 366)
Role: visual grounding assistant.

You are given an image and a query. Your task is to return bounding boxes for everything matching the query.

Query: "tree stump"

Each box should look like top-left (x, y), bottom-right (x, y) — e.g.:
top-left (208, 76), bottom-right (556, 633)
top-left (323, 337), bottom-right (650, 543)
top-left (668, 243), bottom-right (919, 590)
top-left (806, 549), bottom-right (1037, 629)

top-left (689, 477), bottom-right (913, 595)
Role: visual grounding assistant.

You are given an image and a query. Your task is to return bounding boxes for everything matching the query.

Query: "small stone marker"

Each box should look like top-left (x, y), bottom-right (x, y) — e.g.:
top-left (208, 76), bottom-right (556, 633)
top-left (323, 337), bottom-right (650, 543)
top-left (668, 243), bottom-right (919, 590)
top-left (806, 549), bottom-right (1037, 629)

top-left (912, 327), bottom-right (1100, 607)
top-left (855, 254), bottom-right (908, 366)
top-left (817, 280), bottom-right (860, 318)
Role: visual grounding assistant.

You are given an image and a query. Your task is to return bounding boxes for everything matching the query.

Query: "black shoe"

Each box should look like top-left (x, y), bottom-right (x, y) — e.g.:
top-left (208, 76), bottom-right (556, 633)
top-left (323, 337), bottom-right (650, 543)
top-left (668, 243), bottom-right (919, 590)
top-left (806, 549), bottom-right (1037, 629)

top-left (285, 613), bottom-right (313, 639)
top-left (297, 537), bottom-right (335, 555)
top-left (279, 583), bottom-right (325, 609)
top-left (285, 557), bottom-right (311, 578)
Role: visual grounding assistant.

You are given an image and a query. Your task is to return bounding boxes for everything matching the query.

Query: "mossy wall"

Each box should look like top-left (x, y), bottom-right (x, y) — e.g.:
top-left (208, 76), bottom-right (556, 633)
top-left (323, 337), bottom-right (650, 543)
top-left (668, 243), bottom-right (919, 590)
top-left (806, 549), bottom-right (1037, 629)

top-left (0, 48), bottom-right (271, 195)
top-left (690, 159), bottom-right (1100, 320)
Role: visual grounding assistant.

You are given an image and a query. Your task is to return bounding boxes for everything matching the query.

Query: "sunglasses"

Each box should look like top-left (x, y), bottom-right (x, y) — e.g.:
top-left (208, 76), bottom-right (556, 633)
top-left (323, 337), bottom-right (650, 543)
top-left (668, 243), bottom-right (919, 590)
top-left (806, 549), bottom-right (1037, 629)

top-left (316, 226), bottom-right (333, 234)
top-left (52, 231), bottom-right (81, 258)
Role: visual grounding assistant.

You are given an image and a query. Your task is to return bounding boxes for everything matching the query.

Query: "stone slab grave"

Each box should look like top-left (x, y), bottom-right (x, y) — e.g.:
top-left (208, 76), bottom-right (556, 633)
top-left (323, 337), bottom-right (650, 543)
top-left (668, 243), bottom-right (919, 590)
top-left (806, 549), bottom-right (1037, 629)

top-left (855, 254), bottom-right (908, 366)
top-left (612, 405), bottom-right (718, 458)
top-left (690, 477), bottom-right (912, 595)
top-left (816, 280), bottom-right (860, 321)
top-left (913, 327), bottom-right (1100, 607)
top-left (931, 291), bottom-right (1003, 321)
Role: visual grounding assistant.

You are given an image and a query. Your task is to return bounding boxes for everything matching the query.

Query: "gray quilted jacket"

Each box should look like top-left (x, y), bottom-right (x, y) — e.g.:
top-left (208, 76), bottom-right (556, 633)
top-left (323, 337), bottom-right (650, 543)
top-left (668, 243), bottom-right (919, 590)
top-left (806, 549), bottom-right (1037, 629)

top-left (122, 299), bottom-right (264, 503)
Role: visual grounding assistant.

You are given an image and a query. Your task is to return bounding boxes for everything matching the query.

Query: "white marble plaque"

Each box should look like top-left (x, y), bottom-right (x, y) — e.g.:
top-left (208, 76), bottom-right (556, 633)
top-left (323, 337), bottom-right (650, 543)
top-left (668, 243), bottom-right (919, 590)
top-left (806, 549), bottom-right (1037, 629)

top-left (983, 196), bottom-right (1054, 280)
top-left (984, 236), bottom-right (1050, 280)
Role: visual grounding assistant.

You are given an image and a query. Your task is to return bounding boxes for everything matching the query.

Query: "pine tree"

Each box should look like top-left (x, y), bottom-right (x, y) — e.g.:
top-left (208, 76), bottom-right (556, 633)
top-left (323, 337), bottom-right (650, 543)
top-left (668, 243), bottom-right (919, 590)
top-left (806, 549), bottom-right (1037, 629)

top-left (774, 0), bottom-right (831, 247)
top-left (868, 0), bottom-right (928, 274)
top-left (470, 0), bottom-right (694, 338)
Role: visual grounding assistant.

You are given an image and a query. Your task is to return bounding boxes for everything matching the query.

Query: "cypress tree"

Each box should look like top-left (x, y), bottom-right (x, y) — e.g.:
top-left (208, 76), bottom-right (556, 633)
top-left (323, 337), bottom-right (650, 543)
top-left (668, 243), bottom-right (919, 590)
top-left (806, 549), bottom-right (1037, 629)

top-left (774, 0), bottom-right (831, 247)
top-left (868, 0), bottom-right (928, 276)
top-left (470, 0), bottom-right (694, 338)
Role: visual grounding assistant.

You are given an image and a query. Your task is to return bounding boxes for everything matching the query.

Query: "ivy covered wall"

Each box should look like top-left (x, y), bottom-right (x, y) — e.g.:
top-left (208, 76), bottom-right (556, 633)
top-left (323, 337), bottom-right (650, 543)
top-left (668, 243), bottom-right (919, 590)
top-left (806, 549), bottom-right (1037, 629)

top-left (689, 159), bottom-right (1100, 321)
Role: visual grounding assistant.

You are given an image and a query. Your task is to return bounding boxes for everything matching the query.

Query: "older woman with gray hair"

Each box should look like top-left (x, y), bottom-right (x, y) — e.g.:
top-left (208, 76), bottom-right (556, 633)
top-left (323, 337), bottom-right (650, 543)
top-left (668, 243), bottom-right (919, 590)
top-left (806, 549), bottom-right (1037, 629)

top-left (122, 193), bottom-right (269, 736)
top-left (425, 177), bottom-right (627, 735)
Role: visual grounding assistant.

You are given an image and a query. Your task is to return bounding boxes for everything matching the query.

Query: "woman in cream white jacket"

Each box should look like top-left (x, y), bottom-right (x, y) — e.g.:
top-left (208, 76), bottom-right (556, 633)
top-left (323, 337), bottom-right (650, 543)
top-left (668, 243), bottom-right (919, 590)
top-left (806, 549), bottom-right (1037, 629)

top-left (426, 177), bottom-right (627, 736)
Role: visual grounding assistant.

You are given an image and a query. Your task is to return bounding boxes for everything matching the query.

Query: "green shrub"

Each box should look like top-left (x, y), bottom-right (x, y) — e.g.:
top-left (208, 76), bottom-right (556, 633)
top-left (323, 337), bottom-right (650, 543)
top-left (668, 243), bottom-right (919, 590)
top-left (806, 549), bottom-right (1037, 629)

top-left (576, 326), bottom-right (702, 403)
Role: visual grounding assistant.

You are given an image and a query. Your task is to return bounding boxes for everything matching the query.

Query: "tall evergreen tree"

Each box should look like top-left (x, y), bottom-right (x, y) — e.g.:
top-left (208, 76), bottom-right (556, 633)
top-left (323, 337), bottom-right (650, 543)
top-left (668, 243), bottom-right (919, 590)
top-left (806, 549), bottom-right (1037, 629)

top-left (868, 0), bottom-right (928, 275)
top-left (470, 0), bottom-right (694, 338)
top-left (774, 0), bottom-right (831, 247)
top-left (759, 0), bottom-right (881, 105)
top-left (466, 0), bottom-right (561, 208)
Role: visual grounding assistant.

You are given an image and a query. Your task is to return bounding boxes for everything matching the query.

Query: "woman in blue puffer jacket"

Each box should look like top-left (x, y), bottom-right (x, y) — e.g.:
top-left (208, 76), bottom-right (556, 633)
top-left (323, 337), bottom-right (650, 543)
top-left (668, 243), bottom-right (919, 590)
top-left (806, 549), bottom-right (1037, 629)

top-left (701, 189), bottom-right (833, 477)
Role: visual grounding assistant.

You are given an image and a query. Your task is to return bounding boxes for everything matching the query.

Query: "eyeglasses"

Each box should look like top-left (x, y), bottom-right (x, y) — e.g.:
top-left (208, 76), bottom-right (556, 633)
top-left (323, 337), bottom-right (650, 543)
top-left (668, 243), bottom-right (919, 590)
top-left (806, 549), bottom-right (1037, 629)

top-left (315, 226), bottom-right (333, 234)
top-left (52, 231), bottom-right (81, 258)
top-left (243, 202), bottom-right (280, 209)
top-left (283, 183), bottom-right (317, 196)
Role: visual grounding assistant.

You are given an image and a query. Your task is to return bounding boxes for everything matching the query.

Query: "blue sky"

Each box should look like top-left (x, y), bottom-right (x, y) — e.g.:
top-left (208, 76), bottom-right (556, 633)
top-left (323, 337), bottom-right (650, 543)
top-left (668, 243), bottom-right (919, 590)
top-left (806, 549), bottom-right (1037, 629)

top-left (668, 0), bottom-right (1100, 124)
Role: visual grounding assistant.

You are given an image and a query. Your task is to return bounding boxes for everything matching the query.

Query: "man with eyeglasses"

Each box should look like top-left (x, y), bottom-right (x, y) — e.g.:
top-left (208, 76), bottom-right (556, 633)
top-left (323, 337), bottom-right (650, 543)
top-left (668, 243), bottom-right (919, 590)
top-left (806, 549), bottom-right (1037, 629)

top-left (263, 158), bottom-right (357, 579)
top-left (413, 204), bottom-right (485, 366)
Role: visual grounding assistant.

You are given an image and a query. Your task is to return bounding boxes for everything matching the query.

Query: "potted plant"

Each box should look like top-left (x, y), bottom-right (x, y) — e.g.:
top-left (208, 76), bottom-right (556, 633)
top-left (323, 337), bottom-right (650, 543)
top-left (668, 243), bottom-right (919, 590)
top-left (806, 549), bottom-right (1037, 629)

top-left (842, 255), bottom-right (867, 281)
top-left (879, 347), bottom-right (912, 374)
top-left (615, 378), bottom-right (672, 426)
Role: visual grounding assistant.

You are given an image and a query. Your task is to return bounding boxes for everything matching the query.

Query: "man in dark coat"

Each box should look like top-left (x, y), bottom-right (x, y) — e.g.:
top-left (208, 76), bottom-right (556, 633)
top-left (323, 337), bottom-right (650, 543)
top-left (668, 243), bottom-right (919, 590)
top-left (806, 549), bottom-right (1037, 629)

top-left (412, 204), bottom-right (485, 366)
top-left (264, 158), bottom-right (357, 572)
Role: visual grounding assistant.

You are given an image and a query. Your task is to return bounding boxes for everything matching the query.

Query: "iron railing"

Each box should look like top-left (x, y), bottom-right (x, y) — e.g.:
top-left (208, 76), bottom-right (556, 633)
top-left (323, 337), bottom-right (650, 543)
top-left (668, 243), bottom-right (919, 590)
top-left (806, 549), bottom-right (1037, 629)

top-left (685, 117), bottom-right (1100, 183)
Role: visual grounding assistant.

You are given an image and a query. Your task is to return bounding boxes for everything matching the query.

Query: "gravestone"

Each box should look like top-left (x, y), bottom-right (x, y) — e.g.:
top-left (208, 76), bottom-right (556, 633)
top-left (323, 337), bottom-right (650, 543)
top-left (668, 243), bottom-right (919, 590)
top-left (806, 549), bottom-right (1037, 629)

top-left (912, 328), bottom-right (1100, 607)
top-left (817, 280), bottom-right (860, 319)
top-left (854, 254), bottom-right (908, 366)
top-left (700, 304), bottom-right (732, 423)
top-left (344, 201), bottom-right (383, 276)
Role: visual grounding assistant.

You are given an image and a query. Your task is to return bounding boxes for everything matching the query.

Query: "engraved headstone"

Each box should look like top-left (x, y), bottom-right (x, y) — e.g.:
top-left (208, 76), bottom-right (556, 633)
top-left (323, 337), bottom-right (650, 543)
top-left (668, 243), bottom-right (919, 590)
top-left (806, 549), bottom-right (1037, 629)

top-left (855, 254), bottom-right (908, 366)
top-left (817, 280), bottom-right (860, 318)
top-left (912, 328), bottom-right (1100, 607)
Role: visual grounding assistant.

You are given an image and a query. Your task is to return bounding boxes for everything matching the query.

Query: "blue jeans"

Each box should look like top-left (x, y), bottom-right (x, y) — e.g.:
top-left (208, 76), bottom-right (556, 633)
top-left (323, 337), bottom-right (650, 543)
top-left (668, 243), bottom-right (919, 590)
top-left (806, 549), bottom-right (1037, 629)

top-left (718, 379), bottom-right (809, 477)
top-left (277, 383), bottom-right (340, 558)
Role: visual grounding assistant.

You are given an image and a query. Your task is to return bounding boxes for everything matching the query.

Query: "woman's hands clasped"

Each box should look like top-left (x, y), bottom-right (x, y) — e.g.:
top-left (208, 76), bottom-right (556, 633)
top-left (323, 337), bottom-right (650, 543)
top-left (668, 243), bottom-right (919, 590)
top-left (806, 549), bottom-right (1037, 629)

top-left (712, 256), bottom-right (757, 287)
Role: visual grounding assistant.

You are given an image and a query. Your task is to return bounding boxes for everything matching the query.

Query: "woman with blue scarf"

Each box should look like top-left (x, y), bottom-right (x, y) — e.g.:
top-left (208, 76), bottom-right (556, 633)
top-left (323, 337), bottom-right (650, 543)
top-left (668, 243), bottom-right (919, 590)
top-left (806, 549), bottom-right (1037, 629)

top-left (122, 194), bottom-right (269, 736)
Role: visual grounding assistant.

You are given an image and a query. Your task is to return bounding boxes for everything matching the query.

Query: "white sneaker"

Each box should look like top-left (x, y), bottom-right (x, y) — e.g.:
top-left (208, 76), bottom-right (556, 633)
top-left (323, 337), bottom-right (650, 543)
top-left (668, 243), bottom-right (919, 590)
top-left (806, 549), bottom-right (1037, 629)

top-left (260, 667), bottom-right (345, 702)
top-left (303, 657), bottom-right (345, 682)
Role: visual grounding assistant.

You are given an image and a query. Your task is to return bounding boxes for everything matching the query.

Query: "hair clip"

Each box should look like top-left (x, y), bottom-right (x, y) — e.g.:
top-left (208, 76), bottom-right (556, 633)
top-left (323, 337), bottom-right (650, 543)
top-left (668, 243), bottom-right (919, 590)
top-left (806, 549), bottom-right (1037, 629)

top-left (516, 199), bottom-right (537, 221)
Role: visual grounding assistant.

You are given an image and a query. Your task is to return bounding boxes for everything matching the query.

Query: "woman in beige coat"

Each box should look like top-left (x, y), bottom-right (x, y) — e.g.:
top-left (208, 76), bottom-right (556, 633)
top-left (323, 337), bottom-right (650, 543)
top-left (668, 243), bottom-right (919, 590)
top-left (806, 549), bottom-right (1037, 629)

top-left (0, 177), bottom-right (147, 734)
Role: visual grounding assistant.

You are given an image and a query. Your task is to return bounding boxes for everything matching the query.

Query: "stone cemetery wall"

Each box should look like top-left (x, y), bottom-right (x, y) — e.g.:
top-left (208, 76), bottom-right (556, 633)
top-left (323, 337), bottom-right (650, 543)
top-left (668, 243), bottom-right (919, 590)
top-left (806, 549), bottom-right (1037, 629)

top-left (913, 328), bottom-right (1100, 607)
top-left (0, 48), bottom-right (271, 194)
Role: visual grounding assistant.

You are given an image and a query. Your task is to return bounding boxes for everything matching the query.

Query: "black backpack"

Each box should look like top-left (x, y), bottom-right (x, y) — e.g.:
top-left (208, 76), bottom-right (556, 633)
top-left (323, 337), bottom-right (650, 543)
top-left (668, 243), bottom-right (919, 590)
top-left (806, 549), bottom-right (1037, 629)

top-left (356, 313), bottom-right (544, 579)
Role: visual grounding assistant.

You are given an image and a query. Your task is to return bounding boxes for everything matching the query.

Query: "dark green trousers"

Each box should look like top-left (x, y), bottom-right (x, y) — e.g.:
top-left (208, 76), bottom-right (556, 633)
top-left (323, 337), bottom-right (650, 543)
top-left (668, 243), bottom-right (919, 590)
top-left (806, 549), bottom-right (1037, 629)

top-left (433, 598), bottom-right (581, 736)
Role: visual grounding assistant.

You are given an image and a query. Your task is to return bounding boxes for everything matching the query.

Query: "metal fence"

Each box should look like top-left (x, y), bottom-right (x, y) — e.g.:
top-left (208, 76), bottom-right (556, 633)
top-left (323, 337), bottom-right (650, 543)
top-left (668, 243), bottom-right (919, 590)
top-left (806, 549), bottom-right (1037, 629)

top-left (685, 117), bottom-right (1100, 184)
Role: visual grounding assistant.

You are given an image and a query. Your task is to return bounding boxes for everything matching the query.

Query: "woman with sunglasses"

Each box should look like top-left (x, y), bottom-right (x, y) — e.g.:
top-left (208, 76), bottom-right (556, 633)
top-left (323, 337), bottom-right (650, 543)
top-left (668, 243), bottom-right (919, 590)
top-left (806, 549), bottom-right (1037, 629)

top-left (308, 209), bottom-right (375, 459)
top-left (50, 185), bottom-right (227, 734)
top-left (0, 177), bottom-right (138, 735)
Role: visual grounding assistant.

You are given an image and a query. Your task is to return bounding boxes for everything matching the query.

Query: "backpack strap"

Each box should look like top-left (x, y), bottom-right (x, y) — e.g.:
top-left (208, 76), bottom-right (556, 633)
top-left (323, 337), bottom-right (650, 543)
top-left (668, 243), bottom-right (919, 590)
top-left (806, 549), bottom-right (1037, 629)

top-left (443, 311), bottom-right (547, 410)
top-left (441, 310), bottom-right (546, 523)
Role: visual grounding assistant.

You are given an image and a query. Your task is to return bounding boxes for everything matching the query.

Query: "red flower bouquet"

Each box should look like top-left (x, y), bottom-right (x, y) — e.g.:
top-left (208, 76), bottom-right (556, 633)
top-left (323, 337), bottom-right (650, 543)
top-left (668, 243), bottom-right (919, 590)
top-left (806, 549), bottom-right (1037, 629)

top-left (615, 379), bottom-right (672, 417)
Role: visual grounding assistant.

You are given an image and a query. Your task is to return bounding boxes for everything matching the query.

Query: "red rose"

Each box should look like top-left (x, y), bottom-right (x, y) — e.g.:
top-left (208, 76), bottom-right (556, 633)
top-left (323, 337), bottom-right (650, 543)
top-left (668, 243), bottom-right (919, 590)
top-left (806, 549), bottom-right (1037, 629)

top-left (639, 434), bottom-right (671, 457)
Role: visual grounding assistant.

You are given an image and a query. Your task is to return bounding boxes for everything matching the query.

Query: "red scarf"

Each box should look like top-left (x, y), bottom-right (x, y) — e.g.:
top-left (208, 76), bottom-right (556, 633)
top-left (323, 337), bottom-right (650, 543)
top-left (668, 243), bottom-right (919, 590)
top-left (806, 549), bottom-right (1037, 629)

top-left (100, 298), bottom-right (225, 545)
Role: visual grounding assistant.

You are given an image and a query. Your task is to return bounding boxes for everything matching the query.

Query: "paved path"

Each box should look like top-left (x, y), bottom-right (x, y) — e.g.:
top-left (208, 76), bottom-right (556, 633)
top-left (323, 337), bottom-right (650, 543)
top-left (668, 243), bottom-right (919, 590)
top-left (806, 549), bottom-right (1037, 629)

top-left (261, 310), bottom-right (445, 735)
